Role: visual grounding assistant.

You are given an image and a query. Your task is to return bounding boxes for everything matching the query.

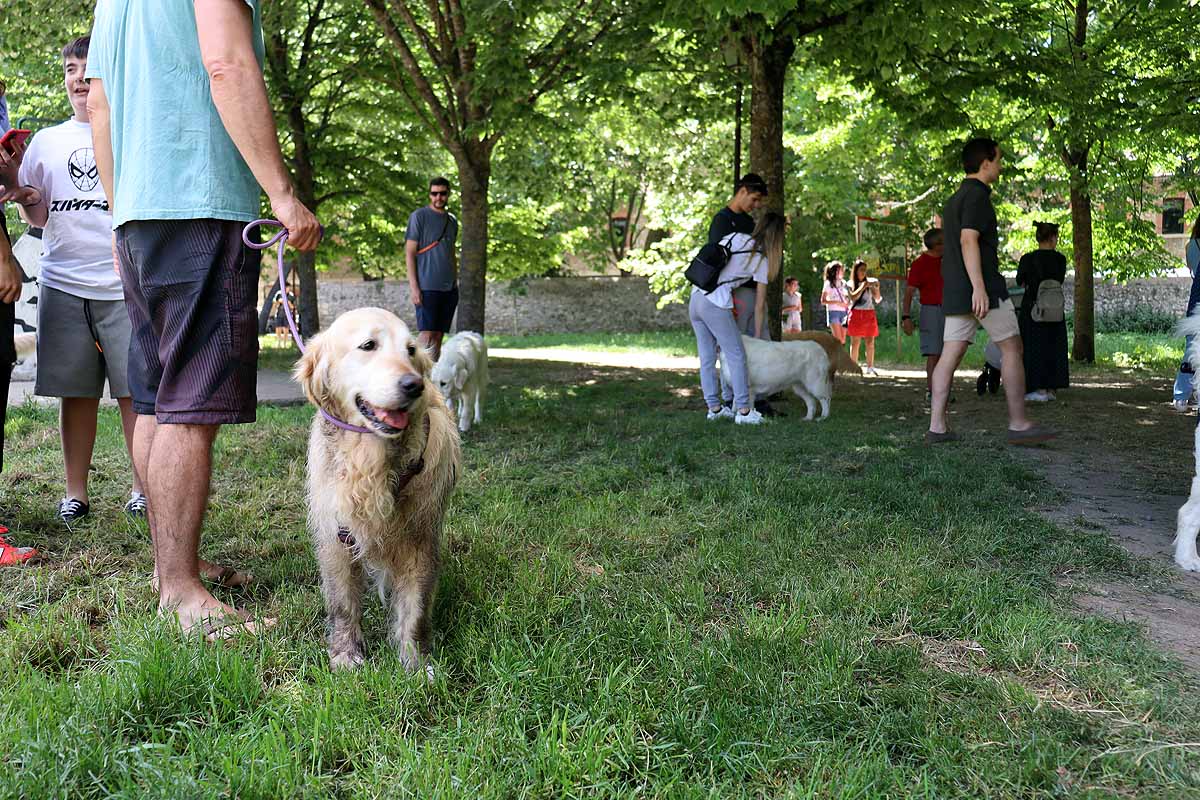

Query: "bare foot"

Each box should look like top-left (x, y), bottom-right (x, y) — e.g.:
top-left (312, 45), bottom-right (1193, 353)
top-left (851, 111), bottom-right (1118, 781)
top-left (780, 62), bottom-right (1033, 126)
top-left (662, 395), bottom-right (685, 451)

top-left (158, 585), bottom-right (275, 642)
top-left (151, 559), bottom-right (253, 593)
top-left (200, 559), bottom-right (254, 588)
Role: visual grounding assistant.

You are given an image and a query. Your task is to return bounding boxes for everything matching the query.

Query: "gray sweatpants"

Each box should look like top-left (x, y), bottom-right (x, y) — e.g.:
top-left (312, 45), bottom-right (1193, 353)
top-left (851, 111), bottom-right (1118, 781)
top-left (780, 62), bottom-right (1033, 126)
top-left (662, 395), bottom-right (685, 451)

top-left (689, 291), bottom-right (750, 410)
top-left (731, 285), bottom-right (771, 341)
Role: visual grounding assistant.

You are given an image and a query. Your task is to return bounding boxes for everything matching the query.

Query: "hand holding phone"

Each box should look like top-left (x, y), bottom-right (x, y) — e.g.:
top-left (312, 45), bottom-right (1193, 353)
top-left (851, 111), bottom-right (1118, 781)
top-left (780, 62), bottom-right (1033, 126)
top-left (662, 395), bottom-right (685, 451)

top-left (0, 129), bottom-right (30, 156)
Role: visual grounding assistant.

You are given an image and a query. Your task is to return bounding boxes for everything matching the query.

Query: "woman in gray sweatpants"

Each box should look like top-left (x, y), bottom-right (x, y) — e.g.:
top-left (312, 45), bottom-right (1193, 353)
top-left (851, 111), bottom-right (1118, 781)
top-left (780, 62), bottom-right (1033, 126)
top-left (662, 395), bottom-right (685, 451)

top-left (689, 290), bottom-right (751, 412)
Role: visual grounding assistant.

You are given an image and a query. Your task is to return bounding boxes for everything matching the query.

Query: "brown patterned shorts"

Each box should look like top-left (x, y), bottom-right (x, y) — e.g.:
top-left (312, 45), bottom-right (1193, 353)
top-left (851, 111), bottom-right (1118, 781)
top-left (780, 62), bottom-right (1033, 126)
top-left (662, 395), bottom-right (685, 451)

top-left (116, 219), bottom-right (259, 424)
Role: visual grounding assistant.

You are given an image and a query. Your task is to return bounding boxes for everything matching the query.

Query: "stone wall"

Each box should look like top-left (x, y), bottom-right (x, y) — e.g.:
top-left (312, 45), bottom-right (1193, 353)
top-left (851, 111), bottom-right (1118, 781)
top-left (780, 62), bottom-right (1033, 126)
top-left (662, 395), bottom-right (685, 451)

top-left (315, 273), bottom-right (1191, 334)
top-left (317, 276), bottom-right (689, 335)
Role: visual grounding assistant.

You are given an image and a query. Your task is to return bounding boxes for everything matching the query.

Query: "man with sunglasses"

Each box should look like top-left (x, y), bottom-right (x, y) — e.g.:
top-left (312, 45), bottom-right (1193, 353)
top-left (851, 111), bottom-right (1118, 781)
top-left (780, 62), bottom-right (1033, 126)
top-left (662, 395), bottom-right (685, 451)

top-left (405, 177), bottom-right (459, 360)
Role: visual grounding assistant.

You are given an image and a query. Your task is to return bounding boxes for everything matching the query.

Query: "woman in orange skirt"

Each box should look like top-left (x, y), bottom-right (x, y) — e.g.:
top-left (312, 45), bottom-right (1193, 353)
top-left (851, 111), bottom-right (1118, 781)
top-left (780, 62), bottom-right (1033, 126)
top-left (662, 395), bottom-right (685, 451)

top-left (847, 259), bottom-right (882, 376)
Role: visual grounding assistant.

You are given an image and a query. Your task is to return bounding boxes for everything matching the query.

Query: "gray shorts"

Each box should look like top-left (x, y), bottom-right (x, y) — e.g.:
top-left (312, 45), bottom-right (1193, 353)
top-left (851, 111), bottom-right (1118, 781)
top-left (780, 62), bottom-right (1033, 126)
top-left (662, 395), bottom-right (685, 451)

top-left (918, 303), bottom-right (945, 357)
top-left (36, 285), bottom-right (132, 399)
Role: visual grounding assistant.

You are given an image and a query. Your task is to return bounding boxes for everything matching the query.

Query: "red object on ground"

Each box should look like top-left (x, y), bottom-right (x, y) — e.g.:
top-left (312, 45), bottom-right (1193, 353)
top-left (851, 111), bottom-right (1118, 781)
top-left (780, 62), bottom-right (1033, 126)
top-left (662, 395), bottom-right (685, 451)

top-left (0, 526), bottom-right (38, 566)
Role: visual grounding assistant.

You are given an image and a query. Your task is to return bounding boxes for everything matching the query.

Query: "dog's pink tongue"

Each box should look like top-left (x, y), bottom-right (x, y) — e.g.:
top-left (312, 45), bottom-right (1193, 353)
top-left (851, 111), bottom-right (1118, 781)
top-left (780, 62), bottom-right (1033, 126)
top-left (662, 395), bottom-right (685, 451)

top-left (374, 406), bottom-right (409, 430)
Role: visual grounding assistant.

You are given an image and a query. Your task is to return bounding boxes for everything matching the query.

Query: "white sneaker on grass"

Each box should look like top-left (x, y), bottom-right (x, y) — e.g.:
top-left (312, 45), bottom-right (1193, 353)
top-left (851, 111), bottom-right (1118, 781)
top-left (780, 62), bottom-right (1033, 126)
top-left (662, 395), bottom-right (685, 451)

top-left (735, 408), bottom-right (765, 425)
top-left (706, 406), bottom-right (735, 421)
top-left (1025, 390), bottom-right (1050, 403)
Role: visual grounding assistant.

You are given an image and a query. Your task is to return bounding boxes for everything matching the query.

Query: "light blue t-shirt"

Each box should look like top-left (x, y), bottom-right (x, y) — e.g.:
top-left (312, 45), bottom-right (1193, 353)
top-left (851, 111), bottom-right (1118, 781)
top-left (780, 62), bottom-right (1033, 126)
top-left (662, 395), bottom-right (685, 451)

top-left (85, 0), bottom-right (265, 227)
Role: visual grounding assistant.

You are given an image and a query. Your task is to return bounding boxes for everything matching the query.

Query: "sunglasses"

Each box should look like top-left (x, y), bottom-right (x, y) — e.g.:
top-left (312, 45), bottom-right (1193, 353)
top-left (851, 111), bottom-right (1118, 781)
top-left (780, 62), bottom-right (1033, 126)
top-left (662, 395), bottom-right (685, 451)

top-left (430, 190), bottom-right (449, 197)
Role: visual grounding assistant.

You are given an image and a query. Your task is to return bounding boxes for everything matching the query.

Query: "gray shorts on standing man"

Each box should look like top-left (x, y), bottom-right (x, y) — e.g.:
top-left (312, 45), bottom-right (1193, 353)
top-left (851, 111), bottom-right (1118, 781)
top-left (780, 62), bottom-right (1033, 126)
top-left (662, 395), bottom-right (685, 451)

top-left (36, 285), bottom-right (131, 398)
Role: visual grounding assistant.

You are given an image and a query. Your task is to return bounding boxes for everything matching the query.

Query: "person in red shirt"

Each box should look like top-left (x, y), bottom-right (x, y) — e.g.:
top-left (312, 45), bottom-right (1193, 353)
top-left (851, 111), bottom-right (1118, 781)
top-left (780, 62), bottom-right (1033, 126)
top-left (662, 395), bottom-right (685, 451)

top-left (902, 228), bottom-right (945, 399)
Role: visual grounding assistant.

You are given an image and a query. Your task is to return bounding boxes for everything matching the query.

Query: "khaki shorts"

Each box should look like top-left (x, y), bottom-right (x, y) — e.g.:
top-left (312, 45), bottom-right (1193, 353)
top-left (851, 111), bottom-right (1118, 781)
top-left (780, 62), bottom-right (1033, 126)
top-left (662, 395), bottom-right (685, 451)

top-left (944, 298), bottom-right (1020, 344)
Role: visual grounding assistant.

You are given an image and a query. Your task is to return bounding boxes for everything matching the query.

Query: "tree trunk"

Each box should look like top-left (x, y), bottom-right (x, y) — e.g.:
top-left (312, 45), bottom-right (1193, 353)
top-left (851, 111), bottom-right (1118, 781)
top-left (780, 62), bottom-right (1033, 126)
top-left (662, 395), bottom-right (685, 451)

top-left (454, 141), bottom-right (493, 334)
top-left (748, 32), bottom-right (794, 341)
top-left (1070, 178), bottom-right (1095, 362)
top-left (1066, 1), bottom-right (1094, 363)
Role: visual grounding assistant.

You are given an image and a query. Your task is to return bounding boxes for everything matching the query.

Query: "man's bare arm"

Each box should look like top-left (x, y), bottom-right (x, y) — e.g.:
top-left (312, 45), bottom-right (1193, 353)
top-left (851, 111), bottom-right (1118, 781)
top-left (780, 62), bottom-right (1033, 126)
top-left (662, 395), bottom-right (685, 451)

top-left (86, 78), bottom-right (115, 213)
top-left (960, 228), bottom-right (988, 318)
top-left (405, 239), bottom-right (421, 306)
top-left (195, 0), bottom-right (319, 250)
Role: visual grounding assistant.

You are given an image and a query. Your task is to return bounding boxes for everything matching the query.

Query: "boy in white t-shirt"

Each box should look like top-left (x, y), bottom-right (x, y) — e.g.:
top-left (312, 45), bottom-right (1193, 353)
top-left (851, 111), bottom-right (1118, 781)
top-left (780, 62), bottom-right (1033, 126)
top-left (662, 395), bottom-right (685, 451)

top-left (7, 37), bottom-right (144, 523)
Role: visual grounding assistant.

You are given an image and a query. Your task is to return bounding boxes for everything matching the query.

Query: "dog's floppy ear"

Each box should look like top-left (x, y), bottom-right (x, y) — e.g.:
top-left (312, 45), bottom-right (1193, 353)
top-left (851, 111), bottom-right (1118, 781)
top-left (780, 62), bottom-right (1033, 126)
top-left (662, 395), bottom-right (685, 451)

top-left (294, 332), bottom-right (333, 407)
top-left (412, 337), bottom-right (434, 377)
top-left (454, 366), bottom-right (467, 390)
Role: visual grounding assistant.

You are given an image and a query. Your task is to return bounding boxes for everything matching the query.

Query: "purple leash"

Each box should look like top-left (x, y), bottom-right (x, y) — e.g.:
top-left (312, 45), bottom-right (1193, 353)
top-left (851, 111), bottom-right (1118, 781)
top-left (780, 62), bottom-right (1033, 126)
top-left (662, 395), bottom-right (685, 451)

top-left (242, 219), bottom-right (374, 434)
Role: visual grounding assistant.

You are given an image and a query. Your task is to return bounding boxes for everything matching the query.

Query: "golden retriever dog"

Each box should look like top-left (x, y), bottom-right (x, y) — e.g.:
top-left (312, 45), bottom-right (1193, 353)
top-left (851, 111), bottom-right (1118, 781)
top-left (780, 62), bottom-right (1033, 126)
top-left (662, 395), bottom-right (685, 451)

top-left (295, 308), bottom-right (461, 673)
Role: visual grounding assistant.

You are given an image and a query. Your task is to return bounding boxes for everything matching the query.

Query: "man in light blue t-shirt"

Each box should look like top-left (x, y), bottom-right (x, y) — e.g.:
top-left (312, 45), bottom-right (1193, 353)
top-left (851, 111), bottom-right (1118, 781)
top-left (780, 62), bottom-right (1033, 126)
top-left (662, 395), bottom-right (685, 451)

top-left (86, 0), bottom-right (319, 637)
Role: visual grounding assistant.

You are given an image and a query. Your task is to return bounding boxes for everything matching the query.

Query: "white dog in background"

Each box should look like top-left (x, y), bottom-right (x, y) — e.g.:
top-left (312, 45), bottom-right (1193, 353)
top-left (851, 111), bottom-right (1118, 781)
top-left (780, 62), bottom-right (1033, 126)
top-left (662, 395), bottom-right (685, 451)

top-left (10, 231), bottom-right (41, 382)
top-left (430, 331), bottom-right (488, 432)
top-left (1175, 316), bottom-right (1200, 571)
top-left (721, 335), bottom-right (849, 421)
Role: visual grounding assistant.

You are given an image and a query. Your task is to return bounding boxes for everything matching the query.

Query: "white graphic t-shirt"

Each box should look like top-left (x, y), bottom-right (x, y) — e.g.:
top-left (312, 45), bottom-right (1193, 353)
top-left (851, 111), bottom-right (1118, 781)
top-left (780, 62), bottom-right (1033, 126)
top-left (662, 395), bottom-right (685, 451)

top-left (17, 119), bottom-right (122, 300)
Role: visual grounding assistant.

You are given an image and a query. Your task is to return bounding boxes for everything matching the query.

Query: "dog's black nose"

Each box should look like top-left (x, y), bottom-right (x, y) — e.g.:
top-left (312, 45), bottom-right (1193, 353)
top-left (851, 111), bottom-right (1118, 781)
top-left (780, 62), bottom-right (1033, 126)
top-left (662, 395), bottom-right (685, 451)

top-left (400, 374), bottom-right (424, 398)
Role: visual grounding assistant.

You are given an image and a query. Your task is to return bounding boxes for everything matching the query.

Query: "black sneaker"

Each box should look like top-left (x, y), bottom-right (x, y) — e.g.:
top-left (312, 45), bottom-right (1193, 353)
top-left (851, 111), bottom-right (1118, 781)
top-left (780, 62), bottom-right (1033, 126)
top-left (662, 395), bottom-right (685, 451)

top-left (58, 497), bottom-right (90, 523)
top-left (124, 492), bottom-right (148, 518)
top-left (976, 370), bottom-right (988, 396)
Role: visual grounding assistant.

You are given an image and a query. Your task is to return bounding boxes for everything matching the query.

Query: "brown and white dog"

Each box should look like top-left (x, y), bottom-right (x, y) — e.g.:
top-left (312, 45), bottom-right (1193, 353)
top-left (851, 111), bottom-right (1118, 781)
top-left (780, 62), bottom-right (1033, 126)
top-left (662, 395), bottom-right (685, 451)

top-left (295, 308), bottom-right (461, 674)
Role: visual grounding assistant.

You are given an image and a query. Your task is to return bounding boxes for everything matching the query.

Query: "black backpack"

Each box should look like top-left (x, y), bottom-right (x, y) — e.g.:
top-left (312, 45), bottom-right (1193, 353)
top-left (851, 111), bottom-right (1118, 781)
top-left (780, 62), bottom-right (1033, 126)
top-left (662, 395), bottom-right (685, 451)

top-left (685, 238), bottom-right (756, 293)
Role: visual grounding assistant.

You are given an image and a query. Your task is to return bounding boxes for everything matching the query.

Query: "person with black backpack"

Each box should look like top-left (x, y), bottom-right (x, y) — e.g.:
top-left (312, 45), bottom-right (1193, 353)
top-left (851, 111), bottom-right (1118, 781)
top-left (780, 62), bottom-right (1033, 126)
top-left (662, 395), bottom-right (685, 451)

top-left (1016, 221), bottom-right (1069, 402)
top-left (687, 212), bottom-right (785, 426)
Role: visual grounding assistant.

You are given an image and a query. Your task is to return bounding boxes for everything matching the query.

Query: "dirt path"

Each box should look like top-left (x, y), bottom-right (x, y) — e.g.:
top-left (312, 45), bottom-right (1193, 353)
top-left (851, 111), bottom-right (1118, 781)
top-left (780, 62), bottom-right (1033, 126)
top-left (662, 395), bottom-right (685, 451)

top-left (877, 366), bottom-right (1200, 671)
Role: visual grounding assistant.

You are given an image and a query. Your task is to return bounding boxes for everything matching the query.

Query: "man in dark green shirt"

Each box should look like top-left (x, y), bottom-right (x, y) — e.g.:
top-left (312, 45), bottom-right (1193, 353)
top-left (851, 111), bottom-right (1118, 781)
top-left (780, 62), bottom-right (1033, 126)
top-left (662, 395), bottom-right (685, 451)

top-left (927, 137), bottom-right (1054, 446)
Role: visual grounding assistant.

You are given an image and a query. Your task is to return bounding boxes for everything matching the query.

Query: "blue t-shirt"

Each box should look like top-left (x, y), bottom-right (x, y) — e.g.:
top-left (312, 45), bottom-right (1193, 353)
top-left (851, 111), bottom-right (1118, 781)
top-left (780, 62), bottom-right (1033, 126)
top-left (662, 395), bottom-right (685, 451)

top-left (85, 0), bottom-right (265, 227)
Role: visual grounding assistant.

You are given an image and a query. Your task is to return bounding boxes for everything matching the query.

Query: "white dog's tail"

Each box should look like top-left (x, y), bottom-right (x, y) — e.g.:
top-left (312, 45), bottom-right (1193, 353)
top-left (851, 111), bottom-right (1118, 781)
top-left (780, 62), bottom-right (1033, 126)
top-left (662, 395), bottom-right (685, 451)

top-left (1178, 316), bottom-right (1200, 372)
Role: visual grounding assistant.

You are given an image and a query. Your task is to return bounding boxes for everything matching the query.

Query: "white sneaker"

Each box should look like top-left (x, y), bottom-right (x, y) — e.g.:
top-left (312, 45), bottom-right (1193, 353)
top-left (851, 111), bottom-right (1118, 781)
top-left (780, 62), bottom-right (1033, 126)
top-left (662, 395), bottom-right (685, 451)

top-left (735, 408), bottom-right (765, 425)
top-left (706, 406), bottom-right (735, 421)
top-left (1025, 390), bottom-right (1050, 403)
top-left (866, 367), bottom-right (879, 376)
top-left (1174, 400), bottom-right (1193, 413)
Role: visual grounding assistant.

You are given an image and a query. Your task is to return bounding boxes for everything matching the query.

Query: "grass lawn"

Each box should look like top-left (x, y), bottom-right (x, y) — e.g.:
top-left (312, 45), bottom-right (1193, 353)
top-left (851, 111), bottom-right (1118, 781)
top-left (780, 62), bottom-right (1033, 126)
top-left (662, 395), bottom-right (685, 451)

top-left (1, 341), bottom-right (1197, 797)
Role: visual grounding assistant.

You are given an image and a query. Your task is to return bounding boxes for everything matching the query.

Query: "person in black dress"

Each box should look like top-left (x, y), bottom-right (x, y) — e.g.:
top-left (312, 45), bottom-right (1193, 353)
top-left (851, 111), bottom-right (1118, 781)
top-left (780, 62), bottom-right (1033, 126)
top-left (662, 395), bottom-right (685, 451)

top-left (1016, 222), bottom-right (1069, 402)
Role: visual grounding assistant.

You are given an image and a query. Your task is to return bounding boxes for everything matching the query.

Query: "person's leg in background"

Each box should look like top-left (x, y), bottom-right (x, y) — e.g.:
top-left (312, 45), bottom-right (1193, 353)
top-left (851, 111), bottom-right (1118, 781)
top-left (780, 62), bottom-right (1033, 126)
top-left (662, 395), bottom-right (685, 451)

top-left (865, 336), bottom-right (876, 372)
top-left (831, 323), bottom-right (845, 343)
top-left (849, 335), bottom-right (861, 363)
top-left (0, 215), bottom-right (37, 565)
top-left (929, 339), bottom-right (969, 435)
top-left (688, 293), bottom-right (726, 415)
top-left (1175, 335), bottom-right (1195, 410)
top-left (60, 396), bottom-right (101, 511)
top-left (995, 334), bottom-right (1034, 432)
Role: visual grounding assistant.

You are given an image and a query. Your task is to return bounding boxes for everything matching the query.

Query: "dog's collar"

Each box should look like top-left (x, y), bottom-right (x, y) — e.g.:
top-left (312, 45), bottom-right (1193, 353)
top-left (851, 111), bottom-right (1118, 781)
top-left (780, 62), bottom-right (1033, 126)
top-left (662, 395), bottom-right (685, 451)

top-left (336, 416), bottom-right (431, 549)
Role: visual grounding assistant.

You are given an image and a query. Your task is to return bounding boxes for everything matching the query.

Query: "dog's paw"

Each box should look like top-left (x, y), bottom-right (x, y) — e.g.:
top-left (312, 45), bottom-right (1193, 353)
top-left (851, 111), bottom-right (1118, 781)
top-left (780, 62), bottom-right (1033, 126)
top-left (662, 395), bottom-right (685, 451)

top-left (424, 662), bottom-right (436, 684)
top-left (328, 648), bottom-right (365, 671)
